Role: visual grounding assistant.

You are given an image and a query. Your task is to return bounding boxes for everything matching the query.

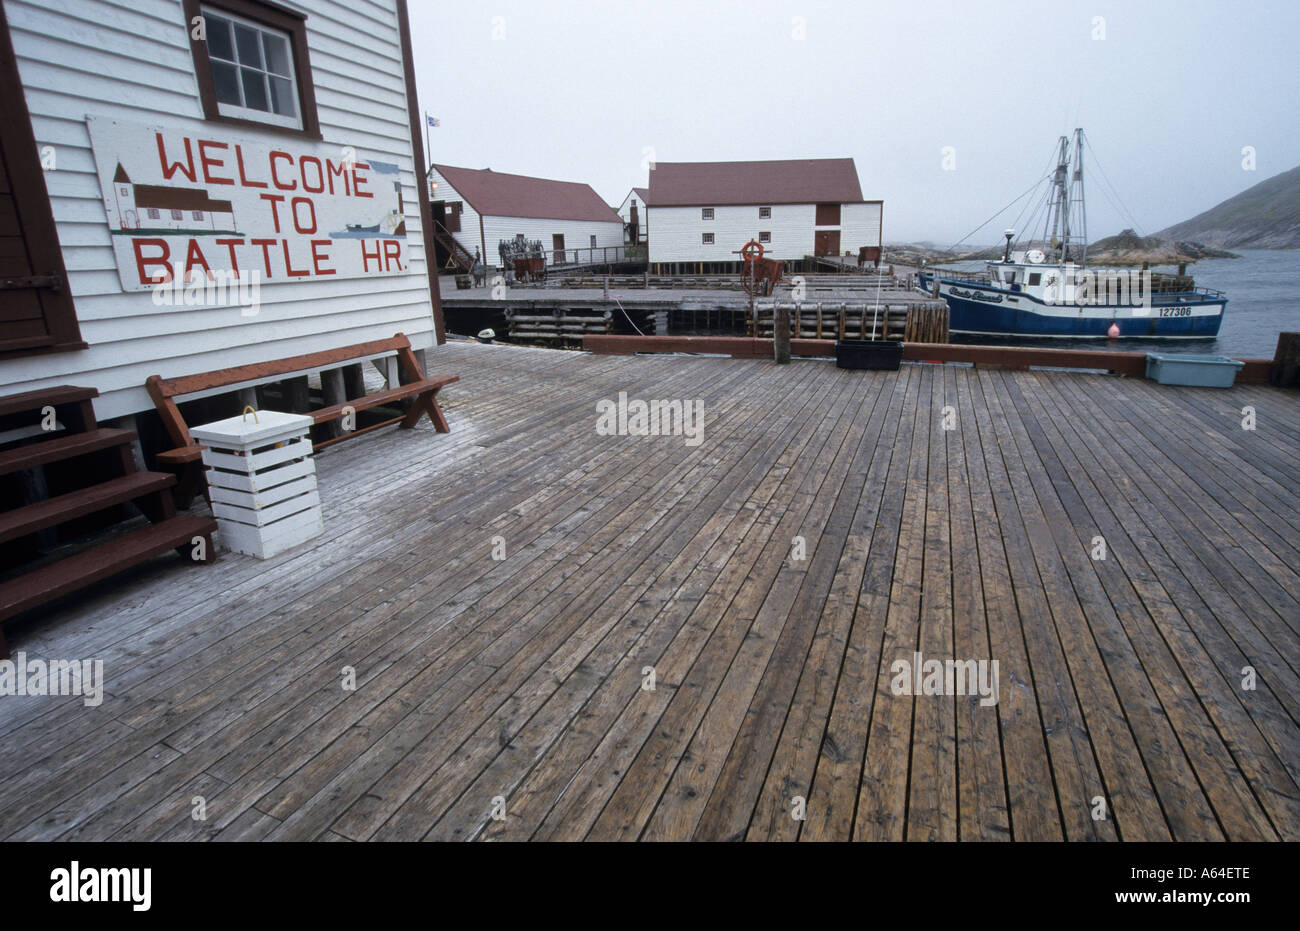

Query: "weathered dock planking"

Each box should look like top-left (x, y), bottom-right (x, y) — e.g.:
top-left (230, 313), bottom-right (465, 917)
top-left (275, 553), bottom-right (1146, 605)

top-left (1, 342), bottom-right (1296, 841)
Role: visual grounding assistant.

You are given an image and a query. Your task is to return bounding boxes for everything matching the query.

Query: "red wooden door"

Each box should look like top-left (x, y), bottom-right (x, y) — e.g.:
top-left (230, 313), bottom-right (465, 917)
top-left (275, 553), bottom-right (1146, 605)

top-left (815, 203), bottom-right (841, 225)
top-left (814, 230), bottom-right (840, 256)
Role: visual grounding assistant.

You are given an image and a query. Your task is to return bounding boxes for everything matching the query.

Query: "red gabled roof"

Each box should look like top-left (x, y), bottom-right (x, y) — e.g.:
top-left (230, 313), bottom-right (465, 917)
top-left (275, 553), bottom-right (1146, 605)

top-left (432, 164), bottom-right (622, 224)
top-left (133, 184), bottom-right (233, 213)
top-left (647, 158), bottom-right (866, 206)
top-left (634, 186), bottom-right (650, 203)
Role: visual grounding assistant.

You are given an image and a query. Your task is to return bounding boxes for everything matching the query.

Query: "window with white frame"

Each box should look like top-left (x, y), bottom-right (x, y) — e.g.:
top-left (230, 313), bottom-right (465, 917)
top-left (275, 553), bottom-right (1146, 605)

top-left (202, 6), bottom-right (302, 130)
top-left (759, 231), bottom-right (771, 243)
top-left (701, 208), bottom-right (714, 220)
top-left (759, 206), bottom-right (771, 219)
top-left (702, 232), bottom-right (714, 244)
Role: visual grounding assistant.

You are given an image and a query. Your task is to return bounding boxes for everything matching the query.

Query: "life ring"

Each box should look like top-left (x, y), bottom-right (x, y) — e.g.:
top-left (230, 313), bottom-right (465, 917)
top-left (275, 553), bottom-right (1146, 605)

top-left (740, 239), bottom-right (764, 262)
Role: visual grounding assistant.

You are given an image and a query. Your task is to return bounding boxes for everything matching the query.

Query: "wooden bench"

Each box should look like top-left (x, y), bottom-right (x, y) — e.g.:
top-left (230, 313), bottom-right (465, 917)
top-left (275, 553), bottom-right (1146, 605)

top-left (146, 333), bottom-right (458, 502)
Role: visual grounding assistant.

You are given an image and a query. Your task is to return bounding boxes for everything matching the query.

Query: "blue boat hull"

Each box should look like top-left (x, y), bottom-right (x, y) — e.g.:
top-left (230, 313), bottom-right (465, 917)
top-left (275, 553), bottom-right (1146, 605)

top-left (919, 273), bottom-right (1226, 339)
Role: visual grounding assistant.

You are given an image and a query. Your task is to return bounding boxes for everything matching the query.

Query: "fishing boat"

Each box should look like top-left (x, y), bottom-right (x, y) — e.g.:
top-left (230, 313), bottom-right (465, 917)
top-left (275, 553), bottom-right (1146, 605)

top-left (918, 129), bottom-right (1228, 339)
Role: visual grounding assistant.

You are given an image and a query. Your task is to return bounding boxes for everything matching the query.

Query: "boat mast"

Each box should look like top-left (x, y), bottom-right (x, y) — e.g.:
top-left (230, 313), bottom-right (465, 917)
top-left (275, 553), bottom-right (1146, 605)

top-left (1046, 135), bottom-right (1069, 265)
top-left (1071, 127), bottom-right (1087, 266)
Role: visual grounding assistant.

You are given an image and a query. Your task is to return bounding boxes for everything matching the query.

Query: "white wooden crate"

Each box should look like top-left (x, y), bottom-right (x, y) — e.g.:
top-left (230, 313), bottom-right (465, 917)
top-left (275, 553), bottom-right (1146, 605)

top-left (190, 410), bottom-right (325, 559)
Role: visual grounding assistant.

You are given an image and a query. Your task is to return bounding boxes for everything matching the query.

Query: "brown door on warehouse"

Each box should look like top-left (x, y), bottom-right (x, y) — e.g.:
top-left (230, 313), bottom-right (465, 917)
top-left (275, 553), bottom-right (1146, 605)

top-left (552, 233), bottom-right (565, 264)
top-left (0, 2), bottom-right (81, 358)
top-left (815, 203), bottom-right (841, 225)
top-left (815, 230), bottom-right (840, 256)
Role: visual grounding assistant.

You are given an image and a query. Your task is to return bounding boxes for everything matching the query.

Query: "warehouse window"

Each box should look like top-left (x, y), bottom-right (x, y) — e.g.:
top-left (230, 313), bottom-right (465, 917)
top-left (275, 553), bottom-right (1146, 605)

top-left (759, 206), bottom-right (771, 219)
top-left (702, 232), bottom-right (714, 244)
top-left (759, 231), bottom-right (771, 243)
top-left (171, 209), bottom-right (184, 220)
top-left (147, 208), bottom-right (161, 220)
top-left (185, 0), bottom-right (321, 138)
top-left (193, 210), bottom-right (205, 221)
top-left (701, 208), bottom-right (714, 220)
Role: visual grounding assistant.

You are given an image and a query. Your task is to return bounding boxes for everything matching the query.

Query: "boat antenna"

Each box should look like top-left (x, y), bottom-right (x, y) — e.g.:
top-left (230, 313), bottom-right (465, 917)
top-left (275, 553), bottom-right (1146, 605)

top-left (1002, 229), bottom-right (1014, 263)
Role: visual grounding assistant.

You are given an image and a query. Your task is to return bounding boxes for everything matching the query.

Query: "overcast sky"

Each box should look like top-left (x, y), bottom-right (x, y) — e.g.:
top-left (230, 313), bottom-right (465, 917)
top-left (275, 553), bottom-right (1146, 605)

top-left (406, 0), bottom-right (1300, 245)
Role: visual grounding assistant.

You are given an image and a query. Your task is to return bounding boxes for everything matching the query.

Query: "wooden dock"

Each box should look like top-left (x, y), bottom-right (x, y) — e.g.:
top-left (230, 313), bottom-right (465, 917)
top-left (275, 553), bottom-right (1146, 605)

top-left (2, 342), bottom-right (1297, 841)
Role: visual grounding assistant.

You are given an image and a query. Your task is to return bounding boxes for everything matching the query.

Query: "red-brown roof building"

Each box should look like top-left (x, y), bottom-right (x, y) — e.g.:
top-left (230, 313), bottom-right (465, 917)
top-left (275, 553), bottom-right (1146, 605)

top-left (428, 164), bottom-right (624, 269)
top-left (642, 158), bottom-right (882, 268)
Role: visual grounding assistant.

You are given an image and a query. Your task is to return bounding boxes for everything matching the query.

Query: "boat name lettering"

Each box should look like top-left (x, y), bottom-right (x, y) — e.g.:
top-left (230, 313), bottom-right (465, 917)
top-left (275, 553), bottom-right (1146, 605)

top-left (950, 287), bottom-right (1003, 304)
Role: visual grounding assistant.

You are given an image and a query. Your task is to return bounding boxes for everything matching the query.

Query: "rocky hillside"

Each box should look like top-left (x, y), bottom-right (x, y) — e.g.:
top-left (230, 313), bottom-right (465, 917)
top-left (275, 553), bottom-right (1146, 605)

top-left (1156, 164), bottom-right (1300, 249)
top-left (1084, 229), bottom-right (1238, 265)
top-left (886, 233), bottom-right (1234, 268)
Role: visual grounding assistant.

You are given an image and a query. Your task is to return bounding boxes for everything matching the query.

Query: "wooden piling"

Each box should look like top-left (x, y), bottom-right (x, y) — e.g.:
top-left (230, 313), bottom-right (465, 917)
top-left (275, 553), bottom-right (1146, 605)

top-left (773, 305), bottom-right (791, 364)
top-left (1270, 331), bottom-right (1300, 388)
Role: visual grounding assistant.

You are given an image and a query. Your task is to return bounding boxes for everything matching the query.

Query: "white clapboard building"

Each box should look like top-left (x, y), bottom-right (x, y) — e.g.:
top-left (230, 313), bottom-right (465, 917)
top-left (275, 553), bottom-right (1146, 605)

top-left (644, 158), bottom-right (883, 272)
top-left (427, 164), bottom-right (624, 270)
top-left (0, 0), bottom-right (442, 422)
top-left (615, 187), bottom-right (650, 246)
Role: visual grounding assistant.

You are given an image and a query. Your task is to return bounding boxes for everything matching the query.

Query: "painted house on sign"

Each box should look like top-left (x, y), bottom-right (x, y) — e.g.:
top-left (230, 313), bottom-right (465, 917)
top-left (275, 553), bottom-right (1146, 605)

top-left (111, 163), bottom-right (238, 234)
top-left (615, 187), bottom-right (650, 247)
top-left (644, 158), bottom-right (883, 272)
top-left (427, 164), bottom-right (625, 270)
top-left (0, 0), bottom-right (444, 423)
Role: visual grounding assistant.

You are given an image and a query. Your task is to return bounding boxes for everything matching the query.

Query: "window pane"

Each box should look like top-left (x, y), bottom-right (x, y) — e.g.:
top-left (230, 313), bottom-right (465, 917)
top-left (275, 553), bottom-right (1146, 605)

top-left (262, 33), bottom-right (291, 76)
top-left (234, 23), bottom-right (263, 67)
top-left (211, 60), bottom-right (241, 104)
top-left (268, 76), bottom-right (296, 116)
top-left (241, 67), bottom-right (269, 111)
top-left (207, 15), bottom-right (235, 61)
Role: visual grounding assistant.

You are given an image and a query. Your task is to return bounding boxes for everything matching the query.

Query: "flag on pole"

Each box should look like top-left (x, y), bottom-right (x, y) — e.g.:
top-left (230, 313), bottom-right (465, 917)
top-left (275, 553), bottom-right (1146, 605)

top-left (427, 115), bottom-right (440, 127)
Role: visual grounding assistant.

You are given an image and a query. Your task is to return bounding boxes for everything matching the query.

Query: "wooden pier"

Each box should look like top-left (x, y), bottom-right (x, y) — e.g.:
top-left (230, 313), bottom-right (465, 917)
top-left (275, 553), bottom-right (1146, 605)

top-left (1, 342), bottom-right (1296, 841)
top-left (752, 299), bottom-right (950, 342)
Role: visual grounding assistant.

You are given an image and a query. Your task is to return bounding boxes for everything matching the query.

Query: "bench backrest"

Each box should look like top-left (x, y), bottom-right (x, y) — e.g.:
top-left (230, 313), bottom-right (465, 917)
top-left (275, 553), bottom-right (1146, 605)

top-left (146, 333), bottom-right (424, 449)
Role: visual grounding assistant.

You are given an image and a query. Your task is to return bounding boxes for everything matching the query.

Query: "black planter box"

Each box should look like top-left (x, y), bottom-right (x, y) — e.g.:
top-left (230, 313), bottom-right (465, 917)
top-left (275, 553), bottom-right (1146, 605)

top-left (835, 339), bottom-right (903, 371)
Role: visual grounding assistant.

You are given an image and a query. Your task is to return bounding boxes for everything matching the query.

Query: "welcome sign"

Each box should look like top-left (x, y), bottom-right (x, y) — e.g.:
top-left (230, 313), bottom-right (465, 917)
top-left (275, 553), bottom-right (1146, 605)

top-left (87, 117), bottom-right (411, 291)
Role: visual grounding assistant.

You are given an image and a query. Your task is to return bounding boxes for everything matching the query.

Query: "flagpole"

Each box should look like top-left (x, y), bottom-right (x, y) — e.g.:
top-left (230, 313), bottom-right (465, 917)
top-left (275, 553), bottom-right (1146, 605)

top-left (423, 111), bottom-right (431, 193)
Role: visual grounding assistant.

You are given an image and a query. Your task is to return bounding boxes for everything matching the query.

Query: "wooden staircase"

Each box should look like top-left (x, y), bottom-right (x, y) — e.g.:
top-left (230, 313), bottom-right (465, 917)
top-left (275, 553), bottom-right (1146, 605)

top-left (0, 386), bottom-right (216, 657)
top-left (432, 223), bottom-right (477, 273)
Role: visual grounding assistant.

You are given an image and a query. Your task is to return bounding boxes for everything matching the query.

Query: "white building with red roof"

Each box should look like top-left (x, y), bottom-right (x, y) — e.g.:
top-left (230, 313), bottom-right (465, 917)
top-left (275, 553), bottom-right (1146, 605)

top-left (428, 164), bottom-right (625, 270)
top-left (644, 158), bottom-right (882, 270)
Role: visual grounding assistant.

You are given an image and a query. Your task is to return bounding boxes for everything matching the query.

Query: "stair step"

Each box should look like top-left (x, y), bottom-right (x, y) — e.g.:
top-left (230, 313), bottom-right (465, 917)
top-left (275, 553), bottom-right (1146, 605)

top-left (0, 471), bottom-right (177, 545)
top-left (0, 385), bottom-right (97, 418)
top-left (0, 514), bottom-right (216, 623)
top-left (0, 427), bottom-right (135, 477)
